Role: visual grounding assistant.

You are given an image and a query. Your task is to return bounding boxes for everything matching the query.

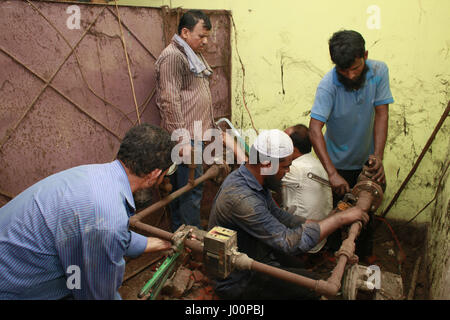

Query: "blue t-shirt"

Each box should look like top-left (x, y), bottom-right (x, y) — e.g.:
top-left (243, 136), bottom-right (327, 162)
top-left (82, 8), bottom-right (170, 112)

top-left (311, 59), bottom-right (394, 170)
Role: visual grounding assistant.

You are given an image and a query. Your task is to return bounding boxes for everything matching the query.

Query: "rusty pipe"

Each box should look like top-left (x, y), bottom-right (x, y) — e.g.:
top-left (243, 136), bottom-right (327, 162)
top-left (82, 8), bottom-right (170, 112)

top-left (262, 189), bottom-right (374, 296)
top-left (133, 219), bottom-right (342, 297)
top-left (320, 189), bottom-right (375, 295)
top-left (231, 252), bottom-right (340, 296)
top-left (188, 148), bottom-right (197, 185)
top-left (188, 164), bottom-right (196, 185)
top-left (132, 220), bottom-right (204, 253)
top-left (322, 222), bottom-right (361, 295)
top-left (129, 164), bottom-right (222, 226)
top-left (130, 184), bottom-right (380, 298)
top-left (382, 100), bottom-right (450, 218)
top-left (131, 220), bottom-right (332, 295)
top-left (354, 190), bottom-right (374, 212)
top-left (237, 190), bottom-right (374, 296)
top-left (250, 260), bottom-right (323, 291)
top-left (132, 221), bottom-right (335, 297)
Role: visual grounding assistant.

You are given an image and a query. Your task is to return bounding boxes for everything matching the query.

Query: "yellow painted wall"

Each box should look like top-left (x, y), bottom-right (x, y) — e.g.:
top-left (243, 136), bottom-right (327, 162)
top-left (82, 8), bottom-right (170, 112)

top-left (428, 151), bottom-right (450, 299)
top-left (117, 0), bottom-right (450, 223)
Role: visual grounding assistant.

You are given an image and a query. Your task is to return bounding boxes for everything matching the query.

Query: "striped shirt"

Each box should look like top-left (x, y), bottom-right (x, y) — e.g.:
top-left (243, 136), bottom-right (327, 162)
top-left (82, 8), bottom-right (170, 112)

top-left (0, 160), bottom-right (148, 300)
top-left (155, 39), bottom-right (215, 140)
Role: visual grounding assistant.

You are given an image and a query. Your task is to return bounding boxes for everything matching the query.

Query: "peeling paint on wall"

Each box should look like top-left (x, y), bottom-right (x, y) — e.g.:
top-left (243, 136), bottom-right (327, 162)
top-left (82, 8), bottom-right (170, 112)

top-left (427, 154), bottom-right (450, 299)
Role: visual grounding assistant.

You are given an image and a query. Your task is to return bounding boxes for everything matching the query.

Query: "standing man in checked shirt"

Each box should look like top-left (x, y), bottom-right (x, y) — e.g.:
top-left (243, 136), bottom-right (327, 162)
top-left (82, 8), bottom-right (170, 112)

top-left (0, 124), bottom-right (174, 299)
top-left (155, 10), bottom-right (215, 232)
top-left (309, 30), bottom-right (394, 262)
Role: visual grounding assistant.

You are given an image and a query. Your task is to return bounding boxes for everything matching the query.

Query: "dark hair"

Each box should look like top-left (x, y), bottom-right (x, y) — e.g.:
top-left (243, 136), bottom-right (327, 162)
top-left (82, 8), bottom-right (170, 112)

top-left (289, 124), bottom-right (311, 154)
top-left (329, 30), bottom-right (366, 69)
top-left (178, 10), bottom-right (212, 34)
top-left (117, 123), bottom-right (175, 177)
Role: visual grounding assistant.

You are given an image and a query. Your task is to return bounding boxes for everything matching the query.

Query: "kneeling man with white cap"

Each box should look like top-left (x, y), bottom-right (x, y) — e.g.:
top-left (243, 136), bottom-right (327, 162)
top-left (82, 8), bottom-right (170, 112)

top-left (208, 129), bottom-right (369, 300)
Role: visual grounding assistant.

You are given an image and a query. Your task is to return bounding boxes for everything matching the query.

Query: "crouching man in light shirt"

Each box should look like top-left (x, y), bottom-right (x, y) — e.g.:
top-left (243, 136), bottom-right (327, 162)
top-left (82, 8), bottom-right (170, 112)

top-left (282, 124), bottom-right (333, 253)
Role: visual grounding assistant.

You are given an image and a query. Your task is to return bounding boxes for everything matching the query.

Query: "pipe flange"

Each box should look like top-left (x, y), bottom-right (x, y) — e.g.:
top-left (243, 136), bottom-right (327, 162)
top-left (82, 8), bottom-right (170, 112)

top-left (352, 180), bottom-right (384, 212)
top-left (342, 264), bottom-right (370, 300)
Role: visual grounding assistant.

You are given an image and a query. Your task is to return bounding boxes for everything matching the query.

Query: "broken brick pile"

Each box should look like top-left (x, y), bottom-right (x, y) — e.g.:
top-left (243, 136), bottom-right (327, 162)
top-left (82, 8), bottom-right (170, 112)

top-left (159, 260), bottom-right (220, 300)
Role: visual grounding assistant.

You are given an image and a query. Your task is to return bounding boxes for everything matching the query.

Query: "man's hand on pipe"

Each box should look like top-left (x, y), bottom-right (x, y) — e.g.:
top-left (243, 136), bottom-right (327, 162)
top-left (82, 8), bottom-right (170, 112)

top-left (144, 237), bottom-right (172, 253)
top-left (366, 154), bottom-right (386, 184)
top-left (329, 171), bottom-right (350, 196)
top-left (338, 206), bottom-right (369, 226)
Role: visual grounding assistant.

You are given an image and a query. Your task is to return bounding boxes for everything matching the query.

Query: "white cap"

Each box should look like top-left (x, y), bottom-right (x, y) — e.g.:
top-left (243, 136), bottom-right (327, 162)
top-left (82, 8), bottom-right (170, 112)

top-left (252, 129), bottom-right (293, 159)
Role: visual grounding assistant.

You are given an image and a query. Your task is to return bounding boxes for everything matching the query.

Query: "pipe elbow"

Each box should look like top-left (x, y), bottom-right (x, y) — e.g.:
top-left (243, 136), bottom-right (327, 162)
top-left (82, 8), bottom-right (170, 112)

top-left (315, 278), bottom-right (341, 296)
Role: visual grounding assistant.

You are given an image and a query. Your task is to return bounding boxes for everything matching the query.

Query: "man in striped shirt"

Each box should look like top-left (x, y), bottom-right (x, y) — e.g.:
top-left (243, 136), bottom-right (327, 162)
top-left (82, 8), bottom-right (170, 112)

top-left (0, 124), bottom-right (174, 299)
top-left (155, 10), bottom-right (216, 232)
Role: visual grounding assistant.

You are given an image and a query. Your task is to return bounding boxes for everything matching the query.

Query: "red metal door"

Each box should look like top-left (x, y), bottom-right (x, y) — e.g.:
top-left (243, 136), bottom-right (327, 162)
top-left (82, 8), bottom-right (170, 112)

top-left (0, 1), bottom-right (231, 212)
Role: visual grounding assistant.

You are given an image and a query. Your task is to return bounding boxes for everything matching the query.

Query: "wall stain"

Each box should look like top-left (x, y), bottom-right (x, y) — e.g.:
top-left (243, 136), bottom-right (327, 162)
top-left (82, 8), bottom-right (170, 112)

top-left (369, 39), bottom-right (381, 49)
top-left (280, 56), bottom-right (285, 95)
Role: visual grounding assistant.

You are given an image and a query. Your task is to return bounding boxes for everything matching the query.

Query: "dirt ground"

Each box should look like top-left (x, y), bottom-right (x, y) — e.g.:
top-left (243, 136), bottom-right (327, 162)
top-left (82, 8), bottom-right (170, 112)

top-left (118, 217), bottom-right (429, 300)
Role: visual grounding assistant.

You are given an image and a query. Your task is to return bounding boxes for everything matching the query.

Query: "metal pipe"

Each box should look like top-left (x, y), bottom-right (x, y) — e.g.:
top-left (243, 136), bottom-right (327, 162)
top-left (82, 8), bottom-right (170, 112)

top-left (130, 183), bottom-right (379, 298)
top-left (354, 190), bottom-right (374, 212)
top-left (129, 165), bottom-right (221, 226)
top-left (250, 260), bottom-right (320, 290)
top-left (132, 221), bottom-right (204, 253)
top-left (221, 131), bottom-right (248, 163)
top-left (320, 190), bottom-right (374, 295)
top-left (187, 148), bottom-right (197, 185)
top-left (307, 172), bottom-right (332, 187)
top-left (188, 164), bottom-right (196, 185)
top-left (131, 220), bottom-right (330, 294)
top-left (216, 117), bottom-right (250, 154)
top-left (323, 222), bottom-right (362, 295)
top-left (381, 100), bottom-right (450, 218)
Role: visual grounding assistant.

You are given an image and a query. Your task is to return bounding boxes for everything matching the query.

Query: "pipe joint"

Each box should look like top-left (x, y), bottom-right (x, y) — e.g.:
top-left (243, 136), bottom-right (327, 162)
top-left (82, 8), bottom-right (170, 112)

top-left (315, 279), bottom-right (341, 296)
top-left (231, 250), bottom-right (253, 271)
top-left (335, 238), bottom-right (356, 260)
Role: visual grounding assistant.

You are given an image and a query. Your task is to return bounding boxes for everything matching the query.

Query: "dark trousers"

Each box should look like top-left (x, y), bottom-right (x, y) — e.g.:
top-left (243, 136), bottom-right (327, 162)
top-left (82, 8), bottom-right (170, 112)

top-left (169, 140), bottom-right (204, 232)
top-left (169, 163), bottom-right (203, 232)
top-left (327, 169), bottom-right (375, 261)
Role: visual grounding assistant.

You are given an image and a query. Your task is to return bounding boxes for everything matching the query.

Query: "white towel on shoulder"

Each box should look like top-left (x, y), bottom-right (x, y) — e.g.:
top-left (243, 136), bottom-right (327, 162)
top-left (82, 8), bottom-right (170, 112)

top-left (172, 34), bottom-right (212, 77)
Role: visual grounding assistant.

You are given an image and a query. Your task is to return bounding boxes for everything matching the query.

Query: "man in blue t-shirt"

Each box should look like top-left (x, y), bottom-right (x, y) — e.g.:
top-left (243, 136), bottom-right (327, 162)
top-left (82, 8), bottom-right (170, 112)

top-left (309, 30), bottom-right (394, 262)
